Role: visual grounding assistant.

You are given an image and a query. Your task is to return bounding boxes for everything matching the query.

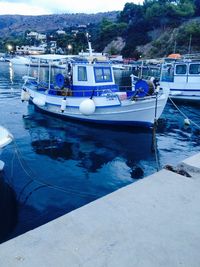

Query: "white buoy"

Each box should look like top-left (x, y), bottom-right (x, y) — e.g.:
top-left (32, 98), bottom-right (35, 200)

top-left (184, 118), bottom-right (191, 126)
top-left (79, 99), bottom-right (96, 115)
top-left (33, 97), bottom-right (46, 107)
top-left (21, 89), bottom-right (30, 102)
top-left (61, 98), bottom-right (67, 113)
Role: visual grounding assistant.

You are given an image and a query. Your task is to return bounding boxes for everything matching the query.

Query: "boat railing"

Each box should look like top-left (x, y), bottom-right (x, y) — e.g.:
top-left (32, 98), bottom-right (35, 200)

top-left (32, 84), bottom-right (160, 101)
top-left (24, 76), bottom-right (161, 100)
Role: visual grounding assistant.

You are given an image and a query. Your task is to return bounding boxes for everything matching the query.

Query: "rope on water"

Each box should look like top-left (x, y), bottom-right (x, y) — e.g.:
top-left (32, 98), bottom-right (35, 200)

top-left (169, 97), bottom-right (200, 130)
top-left (10, 139), bottom-right (101, 203)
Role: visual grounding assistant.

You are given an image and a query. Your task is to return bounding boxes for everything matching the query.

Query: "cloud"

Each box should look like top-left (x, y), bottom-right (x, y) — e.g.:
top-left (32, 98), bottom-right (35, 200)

top-left (0, 2), bottom-right (50, 15)
top-left (0, 0), bottom-right (143, 15)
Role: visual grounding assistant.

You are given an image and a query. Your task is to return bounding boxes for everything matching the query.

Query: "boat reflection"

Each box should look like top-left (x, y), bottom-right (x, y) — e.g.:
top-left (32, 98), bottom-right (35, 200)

top-left (23, 103), bottom-right (157, 178)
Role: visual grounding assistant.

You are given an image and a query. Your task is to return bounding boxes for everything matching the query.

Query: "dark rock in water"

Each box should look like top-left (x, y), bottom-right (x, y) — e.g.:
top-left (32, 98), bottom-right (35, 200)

top-left (130, 166), bottom-right (144, 179)
top-left (164, 164), bottom-right (192, 178)
top-left (126, 159), bottom-right (135, 169)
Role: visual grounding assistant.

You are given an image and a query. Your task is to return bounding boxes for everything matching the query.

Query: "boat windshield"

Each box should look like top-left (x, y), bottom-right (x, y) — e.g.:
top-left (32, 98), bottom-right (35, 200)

top-left (94, 67), bottom-right (112, 83)
top-left (160, 64), bottom-right (174, 82)
top-left (175, 64), bottom-right (187, 75)
top-left (189, 63), bottom-right (200, 74)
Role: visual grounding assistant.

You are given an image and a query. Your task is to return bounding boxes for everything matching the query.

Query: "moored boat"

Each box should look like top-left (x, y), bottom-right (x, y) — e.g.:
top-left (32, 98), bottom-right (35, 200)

top-left (20, 54), bottom-right (169, 127)
top-left (0, 126), bottom-right (13, 171)
top-left (160, 57), bottom-right (200, 102)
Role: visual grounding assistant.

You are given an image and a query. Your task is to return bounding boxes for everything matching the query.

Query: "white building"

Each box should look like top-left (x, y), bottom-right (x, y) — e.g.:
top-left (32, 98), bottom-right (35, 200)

top-left (26, 31), bottom-right (38, 38)
top-left (26, 31), bottom-right (46, 41)
top-left (56, 30), bottom-right (66, 35)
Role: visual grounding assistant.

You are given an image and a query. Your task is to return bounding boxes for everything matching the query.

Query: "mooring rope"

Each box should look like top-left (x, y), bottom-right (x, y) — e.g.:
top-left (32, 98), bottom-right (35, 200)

top-left (168, 97), bottom-right (200, 130)
top-left (152, 92), bottom-right (160, 172)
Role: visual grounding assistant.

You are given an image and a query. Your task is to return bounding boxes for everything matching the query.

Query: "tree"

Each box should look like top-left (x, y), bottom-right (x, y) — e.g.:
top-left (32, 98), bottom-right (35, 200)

top-left (119, 3), bottom-right (145, 25)
top-left (193, 0), bottom-right (200, 16)
top-left (95, 18), bottom-right (127, 51)
top-left (171, 0), bottom-right (195, 18)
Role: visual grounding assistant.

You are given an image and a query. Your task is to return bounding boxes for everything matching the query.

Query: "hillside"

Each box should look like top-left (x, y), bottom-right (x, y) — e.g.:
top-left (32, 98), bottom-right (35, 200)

top-left (0, 12), bottom-right (118, 36)
top-left (1, 0), bottom-right (200, 58)
top-left (136, 17), bottom-right (200, 58)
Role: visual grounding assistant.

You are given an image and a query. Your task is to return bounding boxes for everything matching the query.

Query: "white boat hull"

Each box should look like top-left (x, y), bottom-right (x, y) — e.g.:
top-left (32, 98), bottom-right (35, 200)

top-left (24, 87), bottom-right (168, 127)
top-left (160, 81), bottom-right (200, 102)
top-left (0, 126), bottom-right (13, 149)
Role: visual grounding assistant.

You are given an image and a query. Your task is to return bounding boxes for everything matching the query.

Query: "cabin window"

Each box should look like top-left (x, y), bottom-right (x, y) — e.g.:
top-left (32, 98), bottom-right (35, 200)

top-left (175, 64), bottom-right (187, 75)
top-left (189, 64), bottom-right (200, 74)
top-left (160, 64), bottom-right (174, 82)
top-left (78, 66), bottom-right (87, 81)
top-left (94, 67), bottom-right (112, 83)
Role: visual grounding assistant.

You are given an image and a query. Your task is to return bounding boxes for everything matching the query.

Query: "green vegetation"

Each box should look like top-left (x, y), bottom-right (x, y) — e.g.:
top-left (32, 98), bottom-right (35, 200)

top-left (93, 0), bottom-right (200, 58)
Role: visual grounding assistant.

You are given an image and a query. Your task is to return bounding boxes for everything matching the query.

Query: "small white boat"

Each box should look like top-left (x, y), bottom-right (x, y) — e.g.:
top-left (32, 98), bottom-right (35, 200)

top-left (0, 126), bottom-right (13, 171)
top-left (160, 58), bottom-right (200, 102)
top-left (10, 56), bottom-right (31, 65)
top-left (21, 53), bottom-right (169, 127)
top-left (10, 54), bottom-right (71, 68)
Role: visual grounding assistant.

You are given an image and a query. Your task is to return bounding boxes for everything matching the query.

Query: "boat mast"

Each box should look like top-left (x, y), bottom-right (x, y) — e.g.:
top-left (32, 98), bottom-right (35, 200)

top-left (86, 32), bottom-right (93, 59)
top-left (48, 61), bottom-right (51, 89)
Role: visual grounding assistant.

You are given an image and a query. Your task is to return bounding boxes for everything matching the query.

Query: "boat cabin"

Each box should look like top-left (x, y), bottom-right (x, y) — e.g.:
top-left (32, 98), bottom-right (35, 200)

top-left (71, 63), bottom-right (118, 97)
top-left (161, 61), bottom-right (200, 84)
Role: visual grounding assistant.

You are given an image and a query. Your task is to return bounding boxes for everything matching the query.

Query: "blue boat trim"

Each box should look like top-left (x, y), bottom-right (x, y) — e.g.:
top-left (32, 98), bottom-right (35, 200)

top-left (46, 102), bottom-right (121, 108)
top-left (170, 89), bottom-right (200, 92)
top-left (170, 95), bottom-right (200, 98)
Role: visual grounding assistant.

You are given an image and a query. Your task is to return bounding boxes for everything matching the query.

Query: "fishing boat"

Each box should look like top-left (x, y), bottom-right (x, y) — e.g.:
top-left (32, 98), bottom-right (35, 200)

top-left (20, 40), bottom-right (169, 127)
top-left (0, 126), bottom-right (13, 170)
top-left (160, 56), bottom-right (200, 102)
top-left (21, 61), bottom-right (169, 127)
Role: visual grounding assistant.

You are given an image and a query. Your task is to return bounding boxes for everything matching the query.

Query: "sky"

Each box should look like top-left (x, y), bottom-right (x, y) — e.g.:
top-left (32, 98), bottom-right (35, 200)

top-left (0, 0), bottom-right (143, 15)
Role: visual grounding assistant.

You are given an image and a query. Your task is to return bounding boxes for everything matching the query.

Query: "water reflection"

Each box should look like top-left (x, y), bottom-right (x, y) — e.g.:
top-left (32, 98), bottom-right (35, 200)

top-left (9, 63), bottom-right (14, 84)
top-left (0, 173), bottom-right (17, 243)
top-left (23, 103), bottom-right (156, 177)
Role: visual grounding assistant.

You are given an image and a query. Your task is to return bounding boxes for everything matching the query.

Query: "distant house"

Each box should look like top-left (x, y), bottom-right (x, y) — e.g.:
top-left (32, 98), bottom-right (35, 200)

top-left (26, 31), bottom-right (38, 39)
top-left (56, 30), bottom-right (66, 35)
top-left (37, 33), bottom-right (47, 41)
top-left (71, 30), bottom-right (79, 34)
top-left (26, 31), bottom-right (46, 41)
top-left (49, 41), bottom-right (57, 54)
top-left (78, 24), bottom-right (87, 29)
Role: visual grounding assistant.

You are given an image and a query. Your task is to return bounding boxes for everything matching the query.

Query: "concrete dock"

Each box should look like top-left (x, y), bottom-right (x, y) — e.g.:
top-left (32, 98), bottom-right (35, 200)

top-left (0, 153), bottom-right (200, 267)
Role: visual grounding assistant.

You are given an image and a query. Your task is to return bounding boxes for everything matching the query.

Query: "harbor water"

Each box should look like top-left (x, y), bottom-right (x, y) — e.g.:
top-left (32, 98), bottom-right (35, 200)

top-left (0, 62), bottom-right (199, 243)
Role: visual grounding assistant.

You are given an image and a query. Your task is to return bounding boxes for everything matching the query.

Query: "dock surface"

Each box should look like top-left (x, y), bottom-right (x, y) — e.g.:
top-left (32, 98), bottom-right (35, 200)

top-left (0, 153), bottom-right (200, 267)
